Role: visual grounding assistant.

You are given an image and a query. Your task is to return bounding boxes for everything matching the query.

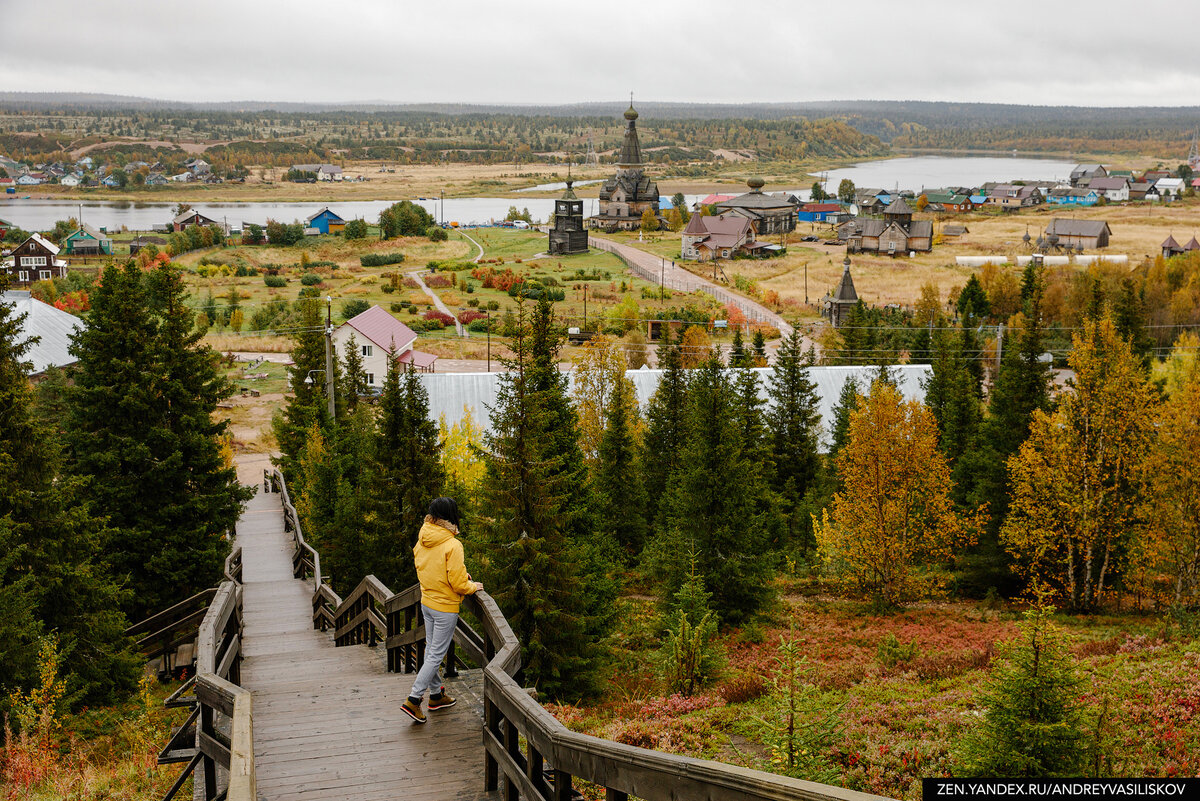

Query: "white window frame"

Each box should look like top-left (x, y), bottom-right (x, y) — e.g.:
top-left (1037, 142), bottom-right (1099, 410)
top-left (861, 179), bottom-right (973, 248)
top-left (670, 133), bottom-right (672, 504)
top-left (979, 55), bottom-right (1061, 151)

top-left (18, 270), bottom-right (28, 282)
top-left (39, 270), bottom-right (51, 281)
top-left (362, 344), bottom-right (373, 357)
top-left (366, 373), bottom-right (375, 386)
top-left (21, 255), bottom-right (47, 267)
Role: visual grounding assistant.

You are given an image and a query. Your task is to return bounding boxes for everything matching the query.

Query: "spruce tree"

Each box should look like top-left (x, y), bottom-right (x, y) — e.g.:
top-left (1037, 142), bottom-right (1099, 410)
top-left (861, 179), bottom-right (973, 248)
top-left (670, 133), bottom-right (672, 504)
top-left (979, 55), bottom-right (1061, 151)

top-left (828, 375), bottom-right (861, 461)
top-left (1112, 277), bottom-right (1153, 367)
top-left (729, 328), bottom-right (747, 367)
top-left (660, 354), bottom-right (772, 624)
top-left (957, 274), bottom-right (991, 321)
top-left (752, 329), bottom-right (767, 364)
top-left (478, 300), bottom-right (605, 699)
top-left (66, 262), bottom-right (249, 619)
top-left (767, 332), bottom-right (822, 553)
top-left (365, 361), bottom-right (444, 590)
top-left (643, 328), bottom-right (689, 527)
top-left (341, 332), bottom-right (368, 411)
top-left (0, 287), bottom-right (138, 702)
top-left (924, 327), bottom-right (983, 468)
top-left (960, 283), bottom-right (1051, 595)
top-left (273, 298), bottom-right (330, 477)
top-left (595, 379), bottom-right (647, 557)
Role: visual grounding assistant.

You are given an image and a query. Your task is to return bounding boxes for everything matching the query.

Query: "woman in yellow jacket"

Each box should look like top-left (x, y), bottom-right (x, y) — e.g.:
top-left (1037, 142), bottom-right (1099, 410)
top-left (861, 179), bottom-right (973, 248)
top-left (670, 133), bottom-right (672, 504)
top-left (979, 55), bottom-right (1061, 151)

top-left (401, 497), bottom-right (482, 724)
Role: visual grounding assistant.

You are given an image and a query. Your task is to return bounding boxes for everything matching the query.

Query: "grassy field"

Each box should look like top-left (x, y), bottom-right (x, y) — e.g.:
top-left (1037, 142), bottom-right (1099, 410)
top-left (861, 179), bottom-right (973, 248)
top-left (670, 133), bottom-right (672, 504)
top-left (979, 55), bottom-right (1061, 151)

top-left (555, 591), bottom-right (1200, 801)
top-left (599, 198), bottom-right (1200, 326)
top-left (176, 228), bottom-right (730, 353)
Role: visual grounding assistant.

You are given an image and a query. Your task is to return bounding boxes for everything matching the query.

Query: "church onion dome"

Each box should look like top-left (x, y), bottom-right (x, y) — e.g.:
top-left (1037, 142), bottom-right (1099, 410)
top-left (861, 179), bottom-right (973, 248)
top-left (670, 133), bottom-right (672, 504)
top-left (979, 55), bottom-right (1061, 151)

top-left (747, 176), bottom-right (765, 192)
top-left (624, 104), bottom-right (638, 121)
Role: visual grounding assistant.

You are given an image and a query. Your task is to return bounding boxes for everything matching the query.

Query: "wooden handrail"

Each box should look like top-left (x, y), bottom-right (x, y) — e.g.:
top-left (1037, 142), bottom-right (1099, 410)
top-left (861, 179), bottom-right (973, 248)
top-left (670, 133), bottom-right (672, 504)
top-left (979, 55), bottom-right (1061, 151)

top-left (272, 468), bottom-right (887, 801)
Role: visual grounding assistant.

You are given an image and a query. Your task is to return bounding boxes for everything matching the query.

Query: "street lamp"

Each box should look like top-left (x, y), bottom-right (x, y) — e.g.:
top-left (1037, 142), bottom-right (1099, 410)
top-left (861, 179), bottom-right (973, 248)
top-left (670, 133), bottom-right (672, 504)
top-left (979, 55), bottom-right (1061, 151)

top-left (302, 369), bottom-right (324, 386)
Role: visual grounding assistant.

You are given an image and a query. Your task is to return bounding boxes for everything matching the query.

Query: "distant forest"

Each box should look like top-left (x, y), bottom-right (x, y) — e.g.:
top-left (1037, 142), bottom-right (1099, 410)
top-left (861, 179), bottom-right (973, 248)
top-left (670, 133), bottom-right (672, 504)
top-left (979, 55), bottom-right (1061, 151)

top-left (2, 95), bottom-right (1199, 166)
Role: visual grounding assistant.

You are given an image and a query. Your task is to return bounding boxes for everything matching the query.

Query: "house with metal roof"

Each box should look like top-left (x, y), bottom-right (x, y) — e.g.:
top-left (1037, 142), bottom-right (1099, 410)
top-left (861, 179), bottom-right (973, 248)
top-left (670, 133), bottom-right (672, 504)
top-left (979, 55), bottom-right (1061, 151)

top-left (1070, 164), bottom-right (1107, 185)
top-left (1, 291), bottom-right (84, 375)
top-left (3, 234), bottom-right (68, 286)
top-left (680, 212), bottom-right (773, 261)
top-left (798, 203), bottom-right (843, 222)
top-left (712, 178), bottom-right (799, 235)
top-left (1044, 219), bottom-right (1112, 249)
top-left (305, 207), bottom-right (346, 235)
top-left (332, 305), bottom-right (438, 386)
top-left (1047, 187), bottom-right (1099, 206)
top-left (291, 163), bottom-right (344, 182)
top-left (1086, 177), bottom-right (1129, 202)
top-left (63, 223), bottom-right (113, 256)
top-left (921, 192), bottom-right (975, 212)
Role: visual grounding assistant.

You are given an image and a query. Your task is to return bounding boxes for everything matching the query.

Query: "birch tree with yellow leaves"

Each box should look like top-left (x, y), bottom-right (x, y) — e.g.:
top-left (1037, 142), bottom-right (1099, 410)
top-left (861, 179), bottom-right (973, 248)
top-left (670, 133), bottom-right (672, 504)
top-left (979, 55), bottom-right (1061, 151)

top-left (815, 379), bottom-right (973, 608)
top-left (1002, 317), bottom-right (1156, 612)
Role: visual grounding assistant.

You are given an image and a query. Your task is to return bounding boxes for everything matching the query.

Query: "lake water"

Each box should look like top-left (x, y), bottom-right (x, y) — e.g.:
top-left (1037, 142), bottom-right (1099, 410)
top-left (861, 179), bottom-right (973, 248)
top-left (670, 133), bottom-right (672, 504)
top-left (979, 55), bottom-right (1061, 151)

top-left (814, 155), bottom-right (1078, 195)
top-left (0, 155), bottom-right (1083, 231)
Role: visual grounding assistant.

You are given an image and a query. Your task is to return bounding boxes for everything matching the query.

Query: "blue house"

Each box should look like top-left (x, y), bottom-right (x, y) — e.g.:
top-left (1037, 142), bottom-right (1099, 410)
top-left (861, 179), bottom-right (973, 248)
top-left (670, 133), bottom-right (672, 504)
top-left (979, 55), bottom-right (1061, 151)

top-left (305, 207), bottom-right (345, 235)
top-left (1046, 187), bottom-right (1098, 206)
top-left (798, 203), bottom-right (843, 222)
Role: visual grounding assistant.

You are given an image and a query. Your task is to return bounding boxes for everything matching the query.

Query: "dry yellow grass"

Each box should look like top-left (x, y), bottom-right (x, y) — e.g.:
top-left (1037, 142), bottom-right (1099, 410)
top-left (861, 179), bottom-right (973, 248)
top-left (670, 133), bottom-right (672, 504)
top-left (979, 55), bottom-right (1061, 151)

top-left (203, 333), bottom-right (293, 352)
top-left (706, 201), bottom-right (1200, 314)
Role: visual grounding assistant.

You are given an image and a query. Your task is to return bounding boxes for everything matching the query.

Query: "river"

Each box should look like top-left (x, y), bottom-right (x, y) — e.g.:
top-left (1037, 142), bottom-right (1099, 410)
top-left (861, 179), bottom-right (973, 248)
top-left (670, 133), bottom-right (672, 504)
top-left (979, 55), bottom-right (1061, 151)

top-left (0, 155), bottom-right (1083, 231)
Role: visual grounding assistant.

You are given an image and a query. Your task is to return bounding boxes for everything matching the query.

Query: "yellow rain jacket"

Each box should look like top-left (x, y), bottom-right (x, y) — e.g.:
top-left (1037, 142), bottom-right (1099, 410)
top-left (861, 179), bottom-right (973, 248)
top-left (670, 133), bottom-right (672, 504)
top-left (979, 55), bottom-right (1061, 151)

top-left (413, 516), bottom-right (477, 613)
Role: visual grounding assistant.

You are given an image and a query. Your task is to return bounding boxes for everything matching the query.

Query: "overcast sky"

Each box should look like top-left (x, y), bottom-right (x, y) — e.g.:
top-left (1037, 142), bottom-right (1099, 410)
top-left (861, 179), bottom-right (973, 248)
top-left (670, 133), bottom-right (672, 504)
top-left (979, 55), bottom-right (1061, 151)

top-left (3, 0), bottom-right (1198, 107)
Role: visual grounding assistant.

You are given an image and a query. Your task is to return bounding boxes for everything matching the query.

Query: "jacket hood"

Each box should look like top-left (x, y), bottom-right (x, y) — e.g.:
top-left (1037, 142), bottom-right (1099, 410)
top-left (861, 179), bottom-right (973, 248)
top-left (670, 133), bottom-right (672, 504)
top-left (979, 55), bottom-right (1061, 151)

top-left (419, 518), bottom-right (458, 548)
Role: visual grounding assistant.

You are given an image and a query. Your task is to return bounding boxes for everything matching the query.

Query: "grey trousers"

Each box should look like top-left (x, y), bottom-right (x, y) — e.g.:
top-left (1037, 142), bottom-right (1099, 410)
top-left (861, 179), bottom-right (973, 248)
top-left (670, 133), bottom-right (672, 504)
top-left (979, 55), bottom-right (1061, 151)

top-left (409, 604), bottom-right (458, 700)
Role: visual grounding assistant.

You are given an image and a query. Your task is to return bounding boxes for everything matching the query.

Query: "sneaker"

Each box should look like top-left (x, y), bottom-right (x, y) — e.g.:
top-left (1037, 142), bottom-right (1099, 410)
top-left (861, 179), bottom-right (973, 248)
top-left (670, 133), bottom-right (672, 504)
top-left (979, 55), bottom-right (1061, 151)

top-left (427, 692), bottom-right (457, 711)
top-left (401, 699), bottom-right (426, 724)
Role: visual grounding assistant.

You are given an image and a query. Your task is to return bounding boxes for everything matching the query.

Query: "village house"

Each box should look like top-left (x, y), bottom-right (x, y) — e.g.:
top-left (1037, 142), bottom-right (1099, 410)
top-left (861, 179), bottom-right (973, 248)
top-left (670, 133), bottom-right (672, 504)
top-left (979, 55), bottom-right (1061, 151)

top-left (1, 290), bottom-right (85, 376)
top-left (839, 197), bottom-right (933, 254)
top-left (680, 212), bottom-right (774, 261)
top-left (3, 234), bottom-right (69, 285)
top-left (922, 192), bottom-right (975, 212)
top-left (985, 184), bottom-right (1043, 209)
top-left (1153, 177), bottom-right (1184, 199)
top-left (1070, 164), bottom-right (1107, 185)
top-left (712, 178), bottom-right (799, 235)
top-left (332, 305), bottom-right (438, 385)
top-left (1044, 218), bottom-right (1112, 249)
top-left (589, 103), bottom-right (663, 232)
top-left (1129, 181), bottom-right (1154, 200)
top-left (1046, 186), bottom-right (1099, 206)
top-left (797, 202), bottom-right (843, 222)
top-left (173, 209), bottom-right (221, 232)
top-left (60, 174), bottom-right (81, 187)
top-left (305, 207), bottom-right (346, 235)
top-left (0, 217), bottom-right (12, 238)
top-left (145, 173), bottom-right (168, 186)
top-left (1086, 176), bottom-right (1130, 202)
top-left (62, 223), bottom-right (113, 256)
top-left (292, 163), bottom-right (344, 181)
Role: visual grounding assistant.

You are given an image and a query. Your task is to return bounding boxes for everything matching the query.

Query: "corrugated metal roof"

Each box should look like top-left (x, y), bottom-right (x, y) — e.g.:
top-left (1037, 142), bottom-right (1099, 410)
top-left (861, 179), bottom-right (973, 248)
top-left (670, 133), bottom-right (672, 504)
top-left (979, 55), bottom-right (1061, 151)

top-left (418, 364), bottom-right (930, 452)
top-left (339, 304), bottom-right (417, 353)
top-left (2, 291), bottom-right (84, 374)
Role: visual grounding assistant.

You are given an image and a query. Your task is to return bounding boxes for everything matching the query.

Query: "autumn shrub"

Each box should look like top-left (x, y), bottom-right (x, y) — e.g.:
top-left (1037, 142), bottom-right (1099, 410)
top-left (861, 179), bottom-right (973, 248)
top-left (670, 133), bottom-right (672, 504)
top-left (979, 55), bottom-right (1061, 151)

top-left (425, 274), bottom-right (453, 288)
top-left (423, 310), bottom-right (454, 326)
top-left (264, 275), bottom-right (287, 287)
top-left (717, 673), bottom-right (769, 704)
top-left (658, 571), bottom-right (723, 696)
top-left (876, 632), bottom-right (919, 670)
top-left (1076, 636), bottom-right (1124, 658)
top-left (458, 310), bottom-right (487, 325)
top-left (360, 252), bottom-right (405, 267)
top-left (912, 647), bottom-right (993, 681)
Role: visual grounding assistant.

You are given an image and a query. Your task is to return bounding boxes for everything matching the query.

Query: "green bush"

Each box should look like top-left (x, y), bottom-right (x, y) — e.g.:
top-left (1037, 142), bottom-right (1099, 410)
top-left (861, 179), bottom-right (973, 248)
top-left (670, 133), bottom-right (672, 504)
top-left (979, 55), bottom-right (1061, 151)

top-left (264, 275), bottom-right (288, 288)
top-left (428, 226), bottom-right (448, 242)
top-left (341, 299), bottom-right (371, 320)
top-left (486, 300), bottom-right (500, 311)
top-left (466, 319), bottom-right (493, 333)
top-left (298, 287), bottom-right (320, 299)
top-left (876, 633), bottom-right (919, 669)
top-left (390, 302), bottom-right (407, 314)
top-left (360, 252), bottom-right (406, 267)
top-left (344, 219), bottom-right (369, 240)
top-left (300, 273), bottom-right (323, 286)
top-left (381, 284), bottom-right (395, 293)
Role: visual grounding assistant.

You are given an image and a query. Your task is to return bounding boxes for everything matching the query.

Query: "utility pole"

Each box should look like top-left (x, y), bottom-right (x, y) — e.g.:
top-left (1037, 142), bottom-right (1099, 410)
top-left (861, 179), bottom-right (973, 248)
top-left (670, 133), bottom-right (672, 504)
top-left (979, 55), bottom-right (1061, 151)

top-left (996, 322), bottom-right (1005, 376)
top-left (324, 296), bottom-right (336, 421)
top-left (660, 257), bottom-right (664, 303)
top-left (804, 262), bottom-right (809, 304)
top-left (485, 308), bottom-right (491, 372)
top-left (583, 284), bottom-right (588, 330)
